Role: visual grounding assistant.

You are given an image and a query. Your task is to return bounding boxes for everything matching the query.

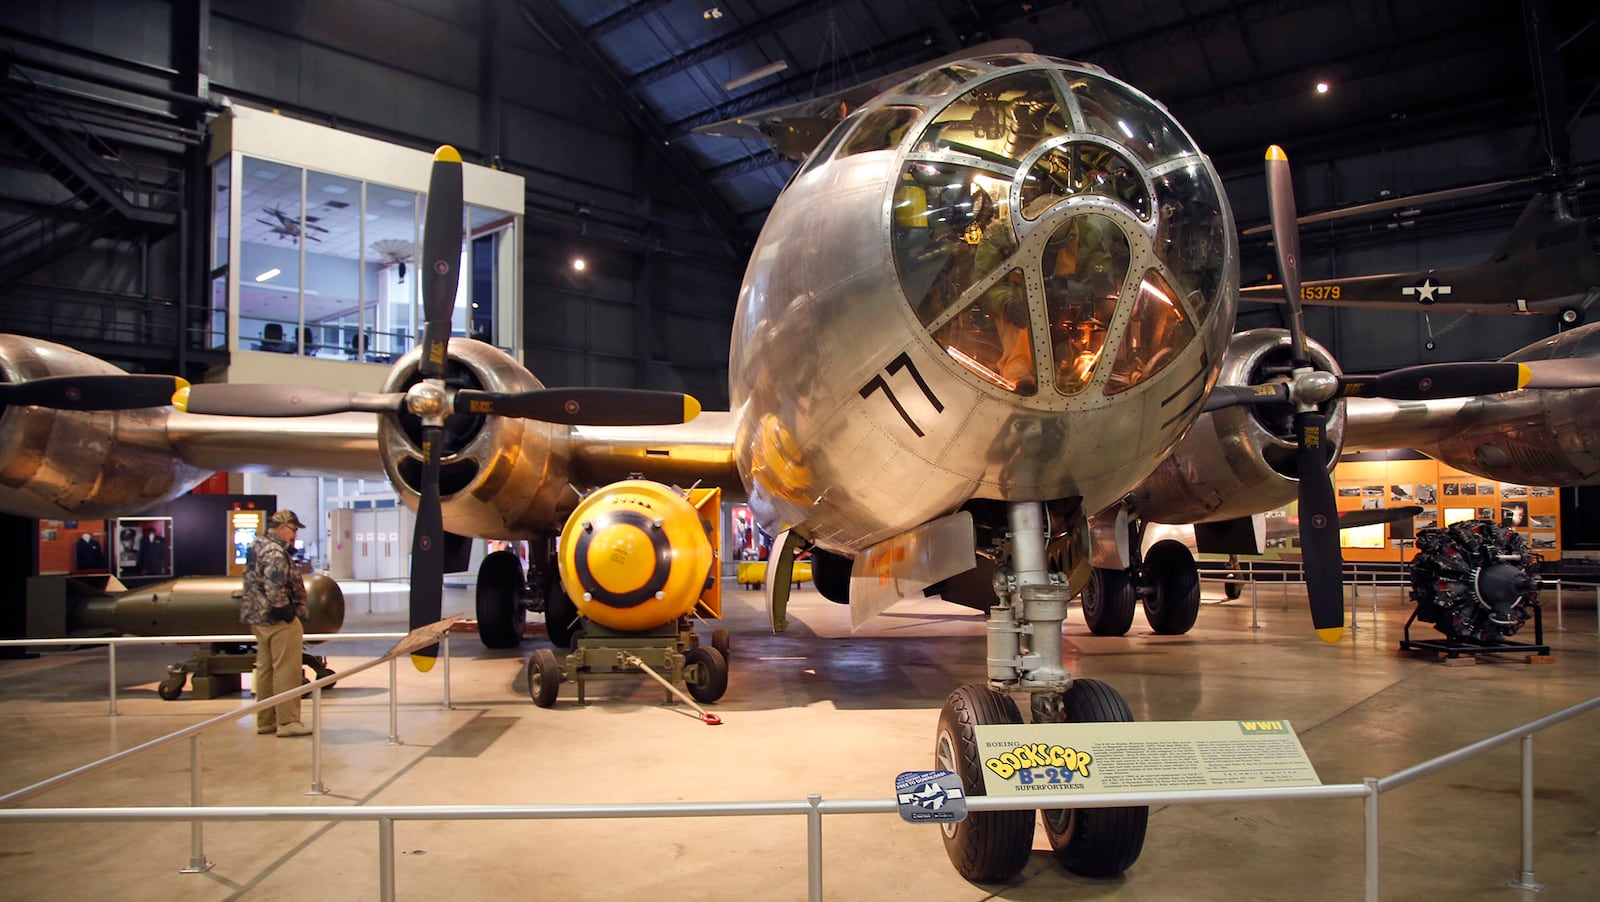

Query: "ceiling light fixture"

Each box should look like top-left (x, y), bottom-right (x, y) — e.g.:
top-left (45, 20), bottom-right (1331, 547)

top-left (256, 267), bottom-right (281, 282)
top-left (1315, 81), bottom-right (1331, 95)
top-left (723, 60), bottom-right (789, 91)
top-left (572, 257), bottom-right (587, 272)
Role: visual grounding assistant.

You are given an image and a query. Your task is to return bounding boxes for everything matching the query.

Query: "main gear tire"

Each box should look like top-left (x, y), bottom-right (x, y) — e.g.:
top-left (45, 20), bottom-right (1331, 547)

top-left (1042, 679), bottom-right (1148, 876)
top-left (1082, 567), bottom-right (1136, 636)
top-left (934, 685), bottom-right (1033, 883)
top-left (475, 550), bottom-right (527, 649)
top-left (542, 566), bottom-right (580, 649)
top-left (1143, 540), bottom-right (1200, 635)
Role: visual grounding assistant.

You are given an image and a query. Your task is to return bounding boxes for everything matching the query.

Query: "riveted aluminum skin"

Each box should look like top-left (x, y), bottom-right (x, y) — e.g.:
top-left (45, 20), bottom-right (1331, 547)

top-left (729, 55), bottom-right (1237, 552)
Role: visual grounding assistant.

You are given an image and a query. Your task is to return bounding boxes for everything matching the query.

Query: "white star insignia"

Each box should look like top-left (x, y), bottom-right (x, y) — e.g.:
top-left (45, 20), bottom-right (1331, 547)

top-left (1402, 277), bottom-right (1453, 304)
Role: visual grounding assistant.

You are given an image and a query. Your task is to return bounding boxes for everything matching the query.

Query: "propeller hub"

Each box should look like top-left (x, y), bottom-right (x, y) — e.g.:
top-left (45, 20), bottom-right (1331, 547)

top-left (1293, 370), bottom-right (1340, 405)
top-left (407, 380), bottom-right (450, 419)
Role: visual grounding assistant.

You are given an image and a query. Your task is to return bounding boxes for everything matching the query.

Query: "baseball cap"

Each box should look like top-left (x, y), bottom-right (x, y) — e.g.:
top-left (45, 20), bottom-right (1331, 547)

top-left (269, 510), bottom-right (306, 529)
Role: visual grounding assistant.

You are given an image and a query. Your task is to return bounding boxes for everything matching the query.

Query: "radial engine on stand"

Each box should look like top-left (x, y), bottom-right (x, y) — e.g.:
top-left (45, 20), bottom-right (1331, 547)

top-left (1408, 521), bottom-right (1542, 644)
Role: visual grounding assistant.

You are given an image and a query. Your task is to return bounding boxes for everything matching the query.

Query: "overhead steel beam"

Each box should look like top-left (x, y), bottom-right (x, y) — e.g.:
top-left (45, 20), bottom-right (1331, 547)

top-left (524, 1), bottom-right (752, 254)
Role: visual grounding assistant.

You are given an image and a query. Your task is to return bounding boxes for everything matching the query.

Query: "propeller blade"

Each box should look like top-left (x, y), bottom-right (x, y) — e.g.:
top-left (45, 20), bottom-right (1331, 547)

top-left (1265, 145), bottom-right (1310, 364)
top-left (409, 423), bottom-right (445, 670)
top-left (0, 374), bottom-right (188, 410)
top-left (419, 146), bottom-right (464, 379)
top-left (454, 387), bottom-right (702, 425)
top-left (1521, 358), bottom-right (1600, 390)
top-left (1201, 382), bottom-right (1291, 413)
top-left (175, 384), bottom-right (405, 417)
top-left (1337, 504), bottom-right (1423, 531)
top-left (1294, 410), bottom-right (1344, 644)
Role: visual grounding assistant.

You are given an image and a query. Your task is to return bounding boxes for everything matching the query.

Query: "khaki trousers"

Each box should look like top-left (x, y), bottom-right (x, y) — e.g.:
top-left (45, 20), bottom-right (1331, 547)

top-left (251, 619), bottom-right (304, 729)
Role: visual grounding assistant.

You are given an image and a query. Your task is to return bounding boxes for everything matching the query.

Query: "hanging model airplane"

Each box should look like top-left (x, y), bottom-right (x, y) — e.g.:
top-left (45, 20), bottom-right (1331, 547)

top-left (256, 205), bottom-right (329, 244)
top-left (8, 53), bottom-right (1600, 883)
top-left (1236, 185), bottom-right (1600, 323)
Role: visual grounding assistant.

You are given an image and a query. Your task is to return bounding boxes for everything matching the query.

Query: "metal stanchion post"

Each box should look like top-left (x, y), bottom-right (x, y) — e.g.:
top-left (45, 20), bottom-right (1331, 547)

top-left (307, 686), bottom-right (328, 795)
top-left (1250, 578), bottom-right (1261, 630)
top-left (379, 816), bottom-right (395, 902)
top-left (1364, 777), bottom-right (1379, 902)
top-left (1508, 733), bottom-right (1545, 891)
top-left (1554, 581), bottom-right (1563, 632)
top-left (1348, 580), bottom-right (1359, 632)
top-left (807, 793), bottom-right (823, 902)
top-left (441, 631), bottom-right (452, 710)
top-left (387, 657), bottom-right (402, 746)
top-left (180, 735), bottom-right (212, 873)
top-left (107, 643), bottom-right (118, 716)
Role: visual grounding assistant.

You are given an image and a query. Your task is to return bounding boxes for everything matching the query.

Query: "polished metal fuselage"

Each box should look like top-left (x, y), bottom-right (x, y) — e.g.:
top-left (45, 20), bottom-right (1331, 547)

top-left (729, 71), bottom-right (1237, 552)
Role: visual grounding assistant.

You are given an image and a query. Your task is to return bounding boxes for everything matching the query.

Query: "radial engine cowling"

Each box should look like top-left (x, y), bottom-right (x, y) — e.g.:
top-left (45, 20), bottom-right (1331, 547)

top-left (1409, 521), bottom-right (1541, 644)
top-left (1128, 328), bottom-right (1345, 525)
top-left (557, 479), bottom-right (714, 632)
top-left (378, 339), bottom-right (573, 540)
top-left (0, 336), bottom-right (208, 519)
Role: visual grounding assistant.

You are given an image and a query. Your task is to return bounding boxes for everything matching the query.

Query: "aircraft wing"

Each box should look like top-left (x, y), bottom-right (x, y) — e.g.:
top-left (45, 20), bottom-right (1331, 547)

top-left (1237, 269), bottom-right (1572, 315)
top-left (569, 412), bottom-right (744, 498)
top-left (692, 39), bottom-right (1034, 160)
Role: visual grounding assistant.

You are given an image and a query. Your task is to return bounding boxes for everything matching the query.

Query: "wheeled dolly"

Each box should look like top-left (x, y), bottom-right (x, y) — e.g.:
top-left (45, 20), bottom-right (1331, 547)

top-left (157, 645), bottom-right (336, 700)
top-left (525, 618), bottom-right (730, 709)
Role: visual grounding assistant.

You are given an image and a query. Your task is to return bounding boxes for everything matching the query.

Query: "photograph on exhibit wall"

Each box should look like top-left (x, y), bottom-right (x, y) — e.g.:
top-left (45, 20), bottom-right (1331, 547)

top-left (1415, 484), bottom-right (1437, 504)
top-left (1503, 484), bottom-right (1529, 498)
top-left (1501, 502), bottom-right (1529, 528)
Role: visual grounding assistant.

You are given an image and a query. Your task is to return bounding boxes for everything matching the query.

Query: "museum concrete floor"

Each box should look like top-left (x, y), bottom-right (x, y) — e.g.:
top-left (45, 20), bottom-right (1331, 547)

top-left (1, 574), bottom-right (1597, 901)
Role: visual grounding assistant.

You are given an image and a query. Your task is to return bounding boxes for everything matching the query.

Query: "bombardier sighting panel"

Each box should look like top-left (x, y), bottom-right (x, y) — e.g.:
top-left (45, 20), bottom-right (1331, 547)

top-left (883, 59), bottom-right (1228, 401)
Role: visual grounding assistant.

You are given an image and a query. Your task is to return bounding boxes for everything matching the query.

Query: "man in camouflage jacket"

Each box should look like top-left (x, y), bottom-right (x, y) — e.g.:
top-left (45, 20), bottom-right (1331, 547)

top-left (241, 510), bottom-right (311, 736)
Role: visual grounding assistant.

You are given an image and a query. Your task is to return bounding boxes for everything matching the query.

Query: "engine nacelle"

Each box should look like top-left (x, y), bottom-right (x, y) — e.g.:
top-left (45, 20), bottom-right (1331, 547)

top-left (1128, 328), bottom-right (1345, 525)
top-left (378, 339), bottom-right (573, 540)
top-left (0, 336), bottom-right (208, 519)
top-left (557, 479), bottom-right (714, 632)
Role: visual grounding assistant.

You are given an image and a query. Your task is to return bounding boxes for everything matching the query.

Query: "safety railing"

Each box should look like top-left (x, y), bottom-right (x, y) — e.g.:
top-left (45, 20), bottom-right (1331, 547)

top-left (0, 629), bottom-right (430, 715)
top-left (1195, 564), bottom-right (1599, 634)
top-left (0, 671), bottom-right (1593, 901)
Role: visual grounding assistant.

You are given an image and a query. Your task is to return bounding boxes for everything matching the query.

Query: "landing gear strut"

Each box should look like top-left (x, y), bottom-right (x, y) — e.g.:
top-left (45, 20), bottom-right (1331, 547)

top-left (935, 501), bottom-right (1147, 882)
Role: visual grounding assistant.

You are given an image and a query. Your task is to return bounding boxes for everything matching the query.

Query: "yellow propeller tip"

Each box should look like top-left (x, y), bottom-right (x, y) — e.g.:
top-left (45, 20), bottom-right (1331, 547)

top-left (410, 653), bottom-right (438, 673)
top-left (1315, 626), bottom-right (1344, 644)
top-left (683, 395), bottom-right (702, 422)
top-left (434, 145), bottom-right (462, 164)
top-left (171, 385), bottom-right (190, 412)
top-left (1515, 363), bottom-right (1532, 390)
top-left (1266, 145), bottom-right (1288, 161)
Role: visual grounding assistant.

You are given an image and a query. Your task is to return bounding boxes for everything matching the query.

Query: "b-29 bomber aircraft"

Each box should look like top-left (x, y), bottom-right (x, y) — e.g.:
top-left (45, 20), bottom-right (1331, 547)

top-left (6, 53), bottom-right (1600, 883)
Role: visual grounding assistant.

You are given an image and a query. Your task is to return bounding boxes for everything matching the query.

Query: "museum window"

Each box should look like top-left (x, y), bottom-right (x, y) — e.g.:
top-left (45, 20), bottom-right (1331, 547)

top-left (239, 157), bottom-right (306, 353)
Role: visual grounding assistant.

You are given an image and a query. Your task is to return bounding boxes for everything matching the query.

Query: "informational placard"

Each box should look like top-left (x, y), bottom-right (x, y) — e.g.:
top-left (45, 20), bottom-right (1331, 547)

top-left (894, 770), bottom-right (967, 823)
top-left (972, 720), bottom-right (1320, 796)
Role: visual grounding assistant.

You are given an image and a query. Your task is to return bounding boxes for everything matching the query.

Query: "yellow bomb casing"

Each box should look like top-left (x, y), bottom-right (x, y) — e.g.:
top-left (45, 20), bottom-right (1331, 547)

top-left (557, 479), bottom-right (714, 632)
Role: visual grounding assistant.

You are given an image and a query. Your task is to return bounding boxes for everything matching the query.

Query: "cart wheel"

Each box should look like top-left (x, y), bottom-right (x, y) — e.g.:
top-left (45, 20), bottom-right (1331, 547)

top-left (157, 674), bottom-right (185, 701)
top-left (527, 647), bottom-right (562, 708)
top-left (711, 627), bottom-right (731, 662)
top-left (684, 645), bottom-right (728, 703)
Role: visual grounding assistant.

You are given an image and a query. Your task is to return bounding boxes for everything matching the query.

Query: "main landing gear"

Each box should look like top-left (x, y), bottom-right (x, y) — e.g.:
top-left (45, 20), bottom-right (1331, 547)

top-left (1081, 538), bottom-right (1201, 637)
top-left (935, 501), bottom-right (1147, 883)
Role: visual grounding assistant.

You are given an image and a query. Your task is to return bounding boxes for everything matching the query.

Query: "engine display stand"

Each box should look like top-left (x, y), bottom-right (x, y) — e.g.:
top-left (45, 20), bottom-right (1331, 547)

top-left (1399, 605), bottom-right (1552, 662)
top-left (157, 646), bottom-right (336, 700)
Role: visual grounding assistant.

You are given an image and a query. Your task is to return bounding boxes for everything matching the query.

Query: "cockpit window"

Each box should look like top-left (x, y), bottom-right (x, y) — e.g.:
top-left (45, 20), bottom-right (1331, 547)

top-left (1104, 269), bottom-right (1196, 395)
top-left (1152, 167), bottom-right (1227, 322)
top-left (1041, 213), bottom-right (1131, 394)
top-left (894, 160), bottom-right (1014, 328)
top-left (917, 72), bottom-right (1069, 167)
top-left (1020, 142), bottom-right (1150, 221)
top-left (895, 64), bottom-right (984, 98)
top-left (840, 106), bottom-right (922, 157)
top-left (797, 110), bottom-right (866, 176)
top-left (933, 266), bottom-right (1037, 395)
top-left (1067, 73), bottom-right (1195, 164)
